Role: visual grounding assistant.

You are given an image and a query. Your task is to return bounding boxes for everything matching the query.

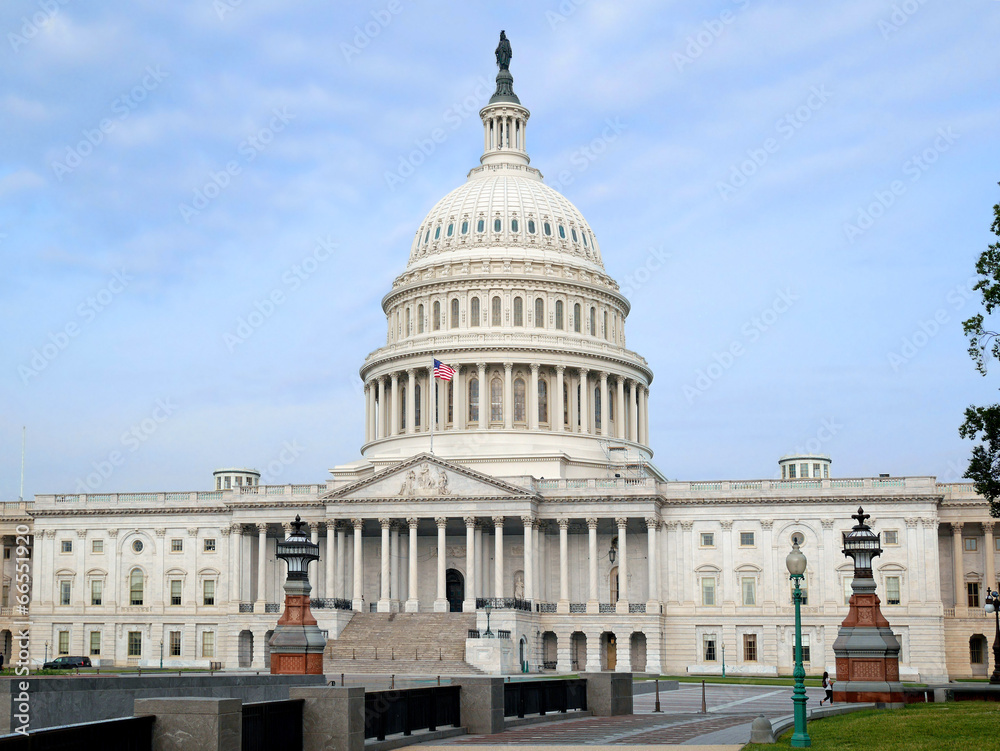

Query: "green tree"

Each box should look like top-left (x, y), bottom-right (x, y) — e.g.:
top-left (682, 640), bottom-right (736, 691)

top-left (960, 183), bottom-right (1000, 517)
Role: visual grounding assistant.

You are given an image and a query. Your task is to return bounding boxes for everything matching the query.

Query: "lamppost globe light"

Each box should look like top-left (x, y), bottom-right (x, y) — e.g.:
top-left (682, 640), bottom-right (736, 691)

top-left (786, 543), bottom-right (807, 577)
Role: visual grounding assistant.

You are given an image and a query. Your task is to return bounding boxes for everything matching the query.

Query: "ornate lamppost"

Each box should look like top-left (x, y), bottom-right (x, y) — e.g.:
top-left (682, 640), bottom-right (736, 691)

top-left (483, 600), bottom-right (494, 638)
top-left (986, 586), bottom-right (1000, 684)
top-left (785, 539), bottom-right (811, 748)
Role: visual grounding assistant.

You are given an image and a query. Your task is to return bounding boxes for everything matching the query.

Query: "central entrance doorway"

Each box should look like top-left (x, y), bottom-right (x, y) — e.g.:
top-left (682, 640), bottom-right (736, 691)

top-left (446, 569), bottom-right (465, 612)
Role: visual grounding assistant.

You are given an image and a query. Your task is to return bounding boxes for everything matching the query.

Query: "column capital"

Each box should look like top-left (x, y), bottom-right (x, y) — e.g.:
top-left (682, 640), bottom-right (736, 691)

top-left (645, 516), bottom-right (659, 530)
top-left (599, 370), bottom-right (609, 380)
top-left (464, 516), bottom-right (477, 527)
top-left (521, 515), bottom-right (534, 526)
top-left (351, 518), bottom-right (364, 530)
top-left (281, 523), bottom-right (293, 536)
top-left (435, 517), bottom-right (448, 528)
top-left (476, 361), bottom-right (486, 369)
top-left (255, 522), bottom-right (269, 534)
top-left (503, 362), bottom-right (513, 372)
top-left (530, 363), bottom-right (540, 373)
top-left (820, 518), bottom-right (835, 529)
top-left (586, 517), bottom-right (598, 530)
top-left (230, 523), bottom-right (244, 535)
top-left (555, 364), bottom-right (566, 374)
top-left (558, 518), bottom-right (570, 531)
top-left (324, 520), bottom-right (338, 532)
top-left (579, 367), bottom-right (590, 376)
top-left (904, 517), bottom-right (919, 529)
top-left (985, 520), bottom-right (996, 533)
top-left (379, 518), bottom-right (392, 530)
top-left (720, 520), bottom-right (733, 530)
top-left (663, 521), bottom-right (678, 530)
top-left (679, 521), bottom-right (694, 530)
top-left (406, 367), bottom-right (416, 376)
top-left (921, 517), bottom-right (939, 530)
top-left (390, 372), bottom-right (399, 383)
top-left (760, 519), bottom-right (774, 530)
top-left (492, 516), bottom-right (505, 528)
top-left (188, 527), bottom-right (199, 537)
top-left (407, 517), bottom-right (419, 528)
top-left (219, 526), bottom-right (231, 537)
top-left (106, 528), bottom-right (118, 538)
top-left (154, 528), bottom-right (166, 538)
top-left (953, 522), bottom-right (964, 535)
top-left (615, 517), bottom-right (627, 529)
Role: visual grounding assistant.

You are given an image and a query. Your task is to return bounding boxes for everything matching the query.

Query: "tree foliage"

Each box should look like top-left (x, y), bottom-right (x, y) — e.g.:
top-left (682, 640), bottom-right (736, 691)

top-left (961, 183), bottom-right (1000, 517)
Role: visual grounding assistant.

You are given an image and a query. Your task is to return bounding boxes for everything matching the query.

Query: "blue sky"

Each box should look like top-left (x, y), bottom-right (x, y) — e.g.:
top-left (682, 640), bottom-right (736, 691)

top-left (2, 1), bottom-right (1000, 497)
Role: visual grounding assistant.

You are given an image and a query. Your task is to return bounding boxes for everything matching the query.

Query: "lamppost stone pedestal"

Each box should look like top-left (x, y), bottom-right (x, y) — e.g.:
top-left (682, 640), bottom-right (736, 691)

top-left (270, 515), bottom-right (326, 675)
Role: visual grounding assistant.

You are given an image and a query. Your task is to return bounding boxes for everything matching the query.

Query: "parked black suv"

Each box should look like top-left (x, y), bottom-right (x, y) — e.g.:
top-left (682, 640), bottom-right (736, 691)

top-left (42, 656), bottom-right (92, 669)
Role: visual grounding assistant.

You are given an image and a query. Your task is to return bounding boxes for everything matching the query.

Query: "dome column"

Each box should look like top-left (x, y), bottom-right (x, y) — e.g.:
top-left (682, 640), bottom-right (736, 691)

top-left (529, 364), bottom-right (540, 430)
top-left (503, 363), bottom-right (513, 429)
top-left (377, 377), bottom-right (387, 440)
top-left (616, 376), bottom-right (626, 440)
top-left (390, 373), bottom-right (400, 436)
top-left (455, 365), bottom-right (465, 430)
top-left (477, 363), bottom-right (487, 429)
top-left (628, 380), bottom-right (639, 442)
top-left (555, 366), bottom-right (565, 432)
top-left (599, 371), bottom-right (609, 437)
top-left (578, 368), bottom-right (590, 435)
top-left (640, 386), bottom-right (650, 445)
top-left (406, 369), bottom-right (416, 434)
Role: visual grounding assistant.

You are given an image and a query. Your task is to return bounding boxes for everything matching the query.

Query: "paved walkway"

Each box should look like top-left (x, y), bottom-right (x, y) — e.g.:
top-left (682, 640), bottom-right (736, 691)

top-left (420, 682), bottom-right (826, 747)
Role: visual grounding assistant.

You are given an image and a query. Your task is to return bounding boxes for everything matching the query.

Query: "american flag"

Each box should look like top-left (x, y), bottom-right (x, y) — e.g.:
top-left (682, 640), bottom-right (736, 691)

top-left (433, 359), bottom-right (456, 381)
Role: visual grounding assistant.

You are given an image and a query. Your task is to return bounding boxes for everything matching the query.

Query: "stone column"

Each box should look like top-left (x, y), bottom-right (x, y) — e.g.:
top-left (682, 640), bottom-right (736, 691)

top-left (558, 519), bottom-right (570, 613)
top-left (309, 523), bottom-right (320, 595)
top-left (364, 382), bottom-right (371, 443)
top-left (578, 368), bottom-right (589, 434)
top-left (390, 373), bottom-right (400, 436)
top-left (377, 519), bottom-right (391, 611)
top-left (477, 363), bottom-right (488, 430)
top-left (616, 377), bottom-right (626, 439)
top-left (640, 386), bottom-right (650, 445)
top-left (616, 517), bottom-right (629, 613)
top-left (628, 381), bottom-right (639, 442)
top-left (255, 523), bottom-right (267, 608)
top-left (405, 369), bottom-right (416, 434)
top-left (474, 523), bottom-right (484, 599)
top-left (646, 518), bottom-right (659, 609)
top-left (231, 524), bottom-right (242, 604)
top-left (529, 364), bottom-right (540, 430)
top-left (390, 523), bottom-right (400, 607)
top-left (493, 516), bottom-right (505, 598)
top-left (599, 371), bottom-right (609, 437)
top-left (435, 517), bottom-right (448, 612)
top-left (455, 365), bottom-right (464, 430)
top-left (587, 518), bottom-right (599, 613)
top-left (952, 522), bottom-right (965, 614)
top-left (555, 365), bottom-right (565, 431)
top-left (533, 520), bottom-right (542, 605)
top-left (522, 515), bottom-right (533, 602)
top-left (464, 517), bottom-right (477, 611)
top-left (336, 523), bottom-right (346, 600)
top-left (406, 518), bottom-right (419, 612)
top-left (352, 519), bottom-right (364, 611)
top-left (426, 364), bottom-right (436, 432)
top-left (377, 377), bottom-right (386, 439)
top-left (986, 521), bottom-right (996, 596)
top-left (322, 523), bottom-right (334, 602)
top-left (503, 362), bottom-right (513, 429)
top-left (905, 518), bottom-right (920, 604)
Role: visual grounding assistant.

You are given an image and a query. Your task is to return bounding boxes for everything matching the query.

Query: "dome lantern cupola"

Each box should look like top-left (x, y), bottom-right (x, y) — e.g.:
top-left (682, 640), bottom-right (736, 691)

top-left (479, 30), bottom-right (530, 169)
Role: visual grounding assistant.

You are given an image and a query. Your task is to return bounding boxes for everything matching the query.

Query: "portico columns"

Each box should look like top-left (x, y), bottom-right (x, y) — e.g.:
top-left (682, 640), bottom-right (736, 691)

top-left (599, 372), bottom-right (609, 436)
top-left (615, 377), bottom-right (625, 439)
top-left (952, 522), bottom-right (965, 615)
top-left (615, 517), bottom-right (629, 613)
top-left (352, 519), bottom-right (364, 611)
top-left (578, 368), bottom-right (589, 434)
top-left (390, 373), bottom-right (400, 436)
top-left (558, 519), bottom-right (570, 613)
top-left (323, 522), bottom-right (335, 601)
top-left (255, 523), bottom-right (267, 608)
top-left (405, 518), bottom-right (419, 612)
top-left (464, 517), bottom-right (477, 612)
top-left (503, 363), bottom-right (513, 429)
top-left (522, 515), bottom-right (534, 602)
top-left (230, 524), bottom-right (242, 603)
top-left (435, 517), bottom-right (448, 612)
top-left (377, 519), bottom-right (391, 611)
top-left (391, 522), bottom-right (400, 607)
top-left (477, 363), bottom-right (488, 429)
top-left (493, 516), bottom-right (505, 597)
top-left (406, 369), bottom-right (416, 434)
top-left (529, 364), bottom-right (540, 430)
top-left (474, 523), bottom-right (484, 598)
top-left (587, 518), bottom-right (599, 613)
top-left (336, 523), bottom-right (346, 599)
top-left (628, 381), bottom-right (639, 442)
top-left (555, 366), bottom-right (565, 431)
top-left (646, 517), bottom-right (659, 610)
top-left (309, 523), bottom-right (320, 594)
top-left (377, 377), bottom-right (387, 439)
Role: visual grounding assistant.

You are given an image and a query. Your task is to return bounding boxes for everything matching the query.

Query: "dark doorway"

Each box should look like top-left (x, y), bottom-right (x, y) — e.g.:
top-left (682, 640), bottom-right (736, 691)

top-left (446, 569), bottom-right (464, 612)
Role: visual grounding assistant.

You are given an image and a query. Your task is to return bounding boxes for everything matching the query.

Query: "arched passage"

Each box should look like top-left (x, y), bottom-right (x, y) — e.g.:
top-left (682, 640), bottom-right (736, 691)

top-left (541, 631), bottom-right (557, 670)
top-left (571, 632), bottom-right (587, 672)
top-left (970, 634), bottom-right (988, 676)
top-left (630, 632), bottom-right (647, 673)
top-left (238, 630), bottom-right (253, 668)
top-left (601, 631), bottom-right (617, 671)
top-left (446, 569), bottom-right (465, 612)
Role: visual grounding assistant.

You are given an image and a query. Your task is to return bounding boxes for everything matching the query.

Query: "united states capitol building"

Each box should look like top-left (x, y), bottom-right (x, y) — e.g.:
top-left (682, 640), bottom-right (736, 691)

top-left (7, 39), bottom-right (997, 683)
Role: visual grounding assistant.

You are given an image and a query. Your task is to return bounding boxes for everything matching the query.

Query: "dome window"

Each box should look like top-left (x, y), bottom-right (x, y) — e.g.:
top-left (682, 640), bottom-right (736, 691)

top-left (494, 218), bottom-right (502, 232)
top-left (447, 223), bottom-right (454, 237)
top-left (511, 219), bottom-right (519, 233)
top-left (528, 220), bottom-right (536, 234)
top-left (434, 226), bottom-right (441, 240)
top-left (571, 229), bottom-right (578, 243)
top-left (461, 221), bottom-right (469, 235)
top-left (543, 222), bottom-right (552, 236)
top-left (477, 219), bottom-right (485, 233)
top-left (582, 233), bottom-right (588, 247)
top-left (558, 225), bottom-right (566, 239)
top-left (424, 230), bottom-right (430, 244)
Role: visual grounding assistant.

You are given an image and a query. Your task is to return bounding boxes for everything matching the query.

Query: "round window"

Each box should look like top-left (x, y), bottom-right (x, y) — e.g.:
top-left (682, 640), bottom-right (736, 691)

top-left (132, 539), bottom-right (144, 553)
top-left (790, 532), bottom-right (805, 547)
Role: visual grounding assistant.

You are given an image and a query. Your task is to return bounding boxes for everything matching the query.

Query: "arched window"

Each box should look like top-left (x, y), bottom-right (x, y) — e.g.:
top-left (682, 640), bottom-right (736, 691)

top-left (538, 379), bottom-right (548, 424)
top-left (414, 383), bottom-right (422, 427)
top-left (514, 378), bottom-right (526, 423)
top-left (469, 378), bottom-right (479, 422)
top-left (603, 310), bottom-right (609, 340)
top-left (130, 568), bottom-right (144, 606)
top-left (563, 382), bottom-right (570, 428)
top-left (450, 299), bottom-right (459, 329)
top-left (417, 304), bottom-right (425, 334)
top-left (491, 296), bottom-right (502, 326)
top-left (513, 297), bottom-right (523, 326)
top-left (447, 223), bottom-right (454, 237)
top-left (571, 228), bottom-right (578, 243)
top-left (424, 229), bottom-right (430, 244)
top-left (400, 387), bottom-right (406, 430)
top-left (528, 219), bottom-right (536, 234)
top-left (494, 218), bottom-right (502, 232)
top-left (534, 298), bottom-right (544, 328)
top-left (543, 222), bottom-right (552, 236)
top-left (573, 303), bottom-right (582, 333)
top-left (477, 219), bottom-right (485, 233)
top-left (461, 220), bottom-right (469, 235)
top-left (470, 297), bottom-right (480, 326)
top-left (555, 300), bottom-right (564, 329)
top-left (594, 386), bottom-right (602, 431)
top-left (433, 301), bottom-right (441, 331)
top-left (434, 226), bottom-right (440, 240)
top-left (558, 225), bottom-right (566, 239)
top-left (610, 565), bottom-right (619, 603)
top-left (447, 380), bottom-right (454, 424)
top-left (490, 377), bottom-right (503, 422)
top-left (511, 219), bottom-right (519, 233)
top-left (405, 308), bottom-right (411, 336)
top-left (589, 307), bottom-right (596, 336)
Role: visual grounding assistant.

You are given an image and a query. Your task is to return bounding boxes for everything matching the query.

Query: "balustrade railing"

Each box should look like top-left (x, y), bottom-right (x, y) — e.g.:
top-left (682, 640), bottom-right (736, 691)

top-left (628, 602), bottom-right (646, 614)
top-left (364, 686), bottom-right (461, 741)
top-left (264, 602), bottom-right (280, 613)
top-left (569, 603), bottom-right (587, 613)
top-left (598, 603), bottom-right (615, 613)
top-left (310, 598), bottom-right (353, 610)
top-left (476, 597), bottom-right (531, 612)
top-left (242, 699), bottom-right (303, 751)
top-left (239, 602), bottom-right (254, 613)
top-left (503, 679), bottom-right (587, 719)
top-left (536, 602), bottom-right (557, 613)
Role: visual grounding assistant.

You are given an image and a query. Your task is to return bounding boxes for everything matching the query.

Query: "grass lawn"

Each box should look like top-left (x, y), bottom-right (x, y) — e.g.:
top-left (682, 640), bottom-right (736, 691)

top-left (745, 702), bottom-right (1000, 751)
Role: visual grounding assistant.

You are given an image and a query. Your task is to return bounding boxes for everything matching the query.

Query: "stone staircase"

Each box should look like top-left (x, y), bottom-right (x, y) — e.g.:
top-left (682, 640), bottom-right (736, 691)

top-left (324, 612), bottom-right (483, 675)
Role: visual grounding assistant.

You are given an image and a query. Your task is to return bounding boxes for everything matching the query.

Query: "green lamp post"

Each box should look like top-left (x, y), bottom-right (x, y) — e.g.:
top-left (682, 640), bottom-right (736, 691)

top-left (786, 538), bottom-right (811, 748)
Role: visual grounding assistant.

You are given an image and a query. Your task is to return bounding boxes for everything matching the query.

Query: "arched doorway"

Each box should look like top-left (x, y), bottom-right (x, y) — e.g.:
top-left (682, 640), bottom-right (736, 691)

top-left (630, 632), bottom-right (647, 672)
top-left (571, 632), bottom-right (587, 671)
top-left (264, 630), bottom-right (274, 669)
top-left (238, 630), bottom-right (254, 668)
top-left (601, 632), bottom-right (617, 671)
top-left (542, 632), bottom-right (557, 670)
top-left (446, 569), bottom-right (464, 612)
top-left (970, 634), bottom-right (988, 676)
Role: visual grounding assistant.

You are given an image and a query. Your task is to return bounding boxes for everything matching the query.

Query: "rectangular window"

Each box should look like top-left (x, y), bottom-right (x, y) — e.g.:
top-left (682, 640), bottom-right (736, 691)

top-left (964, 537), bottom-right (978, 552)
top-left (886, 576), bottom-right (901, 605)
top-left (91, 539), bottom-right (103, 554)
top-left (823, 464), bottom-right (829, 478)
top-left (224, 476), bottom-right (231, 489)
top-left (801, 634), bottom-right (811, 664)
top-left (91, 579), bottom-right (103, 606)
top-left (171, 539), bottom-right (183, 553)
top-left (743, 633), bottom-right (757, 662)
top-left (701, 577), bottom-right (716, 606)
top-left (788, 464), bottom-right (797, 479)
top-left (704, 636), bottom-right (717, 662)
top-left (60, 580), bottom-right (71, 606)
top-left (700, 533), bottom-right (715, 548)
top-left (128, 631), bottom-right (142, 657)
top-left (740, 532), bottom-right (755, 547)
top-left (884, 530), bottom-right (898, 545)
top-left (202, 631), bottom-right (215, 658)
top-left (170, 630), bottom-right (182, 657)
top-left (968, 582), bottom-right (980, 608)
top-left (799, 463), bottom-right (809, 478)
top-left (971, 637), bottom-right (984, 664)
top-left (90, 631), bottom-right (101, 655)
top-left (58, 631), bottom-right (69, 655)
top-left (742, 577), bottom-right (756, 606)
top-left (204, 539), bottom-right (216, 552)
top-left (61, 540), bottom-right (72, 553)
top-left (203, 580), bottom-right (216, 606)
top-left (813, 463), bottom-right (820, 478)
top-left (171, 579), bottom-right (182, 606)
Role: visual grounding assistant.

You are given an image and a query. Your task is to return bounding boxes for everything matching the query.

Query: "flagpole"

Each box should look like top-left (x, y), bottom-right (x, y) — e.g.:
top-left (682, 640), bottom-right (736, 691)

top-left (429, 358), bottom-right (435, 455)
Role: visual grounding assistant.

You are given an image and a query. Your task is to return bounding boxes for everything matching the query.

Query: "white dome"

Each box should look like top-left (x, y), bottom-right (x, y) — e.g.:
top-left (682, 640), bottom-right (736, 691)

top-left (407, 168), bottom-right (605, 273)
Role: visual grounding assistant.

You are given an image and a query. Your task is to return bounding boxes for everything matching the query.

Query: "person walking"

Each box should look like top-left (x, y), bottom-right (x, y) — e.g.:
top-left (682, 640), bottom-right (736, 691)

top-left (820, 671), bottom-right (834, 705)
